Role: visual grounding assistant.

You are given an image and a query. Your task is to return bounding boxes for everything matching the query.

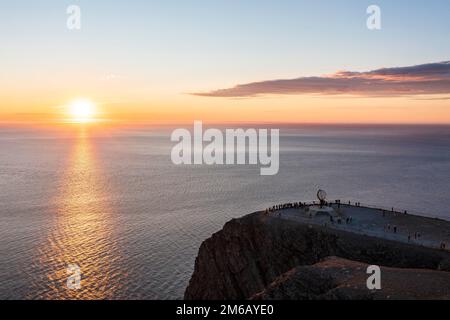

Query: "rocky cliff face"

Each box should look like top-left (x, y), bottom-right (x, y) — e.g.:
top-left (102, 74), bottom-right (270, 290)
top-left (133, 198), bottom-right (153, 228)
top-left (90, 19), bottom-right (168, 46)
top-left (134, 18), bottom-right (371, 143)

top-left (184, 212), bottom-right (450, 300)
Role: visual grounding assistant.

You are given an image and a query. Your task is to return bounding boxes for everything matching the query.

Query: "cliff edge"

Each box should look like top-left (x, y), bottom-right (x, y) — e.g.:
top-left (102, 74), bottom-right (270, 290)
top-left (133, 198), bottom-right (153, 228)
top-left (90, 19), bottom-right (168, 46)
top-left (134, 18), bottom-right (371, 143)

top-left (184, 210), bottom-right (450, 300)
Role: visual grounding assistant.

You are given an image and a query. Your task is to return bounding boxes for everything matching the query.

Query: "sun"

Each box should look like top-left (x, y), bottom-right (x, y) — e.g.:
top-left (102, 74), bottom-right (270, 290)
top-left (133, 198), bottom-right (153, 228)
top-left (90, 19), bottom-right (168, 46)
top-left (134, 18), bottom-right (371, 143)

top-left (68, 99), bottom-right (96, 123)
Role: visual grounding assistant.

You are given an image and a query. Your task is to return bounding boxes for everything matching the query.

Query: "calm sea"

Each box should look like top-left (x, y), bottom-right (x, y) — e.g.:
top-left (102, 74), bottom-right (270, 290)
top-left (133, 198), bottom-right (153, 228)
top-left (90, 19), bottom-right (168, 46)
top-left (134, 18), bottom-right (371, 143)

top-left (1, 124), bottom-right (449, 299)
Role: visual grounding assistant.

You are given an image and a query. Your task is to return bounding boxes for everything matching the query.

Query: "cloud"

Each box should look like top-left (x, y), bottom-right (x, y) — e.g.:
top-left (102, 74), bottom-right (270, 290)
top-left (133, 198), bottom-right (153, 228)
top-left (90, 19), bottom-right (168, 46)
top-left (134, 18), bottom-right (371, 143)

top-left (193, 61), bottom-right (450, 98)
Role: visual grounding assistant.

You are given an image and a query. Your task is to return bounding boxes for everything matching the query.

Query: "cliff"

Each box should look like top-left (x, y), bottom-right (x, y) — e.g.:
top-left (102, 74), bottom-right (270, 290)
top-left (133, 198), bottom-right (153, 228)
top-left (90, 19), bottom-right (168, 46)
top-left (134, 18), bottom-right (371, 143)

top-left (184, 211), bottom-right (450, 300)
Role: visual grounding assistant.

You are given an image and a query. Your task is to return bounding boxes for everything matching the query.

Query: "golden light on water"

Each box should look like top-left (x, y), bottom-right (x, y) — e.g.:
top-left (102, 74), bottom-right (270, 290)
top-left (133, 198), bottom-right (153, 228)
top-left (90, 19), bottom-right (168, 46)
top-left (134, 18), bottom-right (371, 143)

top-left (31, 128), bottom-right (125, 299)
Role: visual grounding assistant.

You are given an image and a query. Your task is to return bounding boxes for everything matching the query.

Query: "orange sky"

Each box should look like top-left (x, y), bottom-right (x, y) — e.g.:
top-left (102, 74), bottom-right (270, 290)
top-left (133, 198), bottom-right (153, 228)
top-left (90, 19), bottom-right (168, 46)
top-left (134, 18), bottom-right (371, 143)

top-left (2, 1), bottom-right (450, 126)
top-left (2, 92), bottom-right (450, 125)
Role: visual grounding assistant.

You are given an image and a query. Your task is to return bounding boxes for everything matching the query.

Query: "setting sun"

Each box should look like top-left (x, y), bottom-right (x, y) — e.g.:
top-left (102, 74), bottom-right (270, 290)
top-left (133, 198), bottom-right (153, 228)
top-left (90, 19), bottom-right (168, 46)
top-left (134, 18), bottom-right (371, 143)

top-left (68, 99), bottom-right (96, 123)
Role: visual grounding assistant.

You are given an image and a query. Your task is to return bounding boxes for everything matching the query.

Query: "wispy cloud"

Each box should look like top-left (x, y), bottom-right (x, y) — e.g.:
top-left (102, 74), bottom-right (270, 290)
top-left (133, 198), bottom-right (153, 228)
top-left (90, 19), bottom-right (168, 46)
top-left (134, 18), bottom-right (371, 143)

top-left (193, 61), bottom-right (450, 98)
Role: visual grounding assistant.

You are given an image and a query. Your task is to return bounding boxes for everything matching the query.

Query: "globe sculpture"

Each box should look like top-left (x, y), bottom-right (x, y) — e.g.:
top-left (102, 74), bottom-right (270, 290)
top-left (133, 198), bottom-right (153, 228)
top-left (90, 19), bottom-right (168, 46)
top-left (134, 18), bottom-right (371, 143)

top-left (317, 189), bottom-right (327, 207)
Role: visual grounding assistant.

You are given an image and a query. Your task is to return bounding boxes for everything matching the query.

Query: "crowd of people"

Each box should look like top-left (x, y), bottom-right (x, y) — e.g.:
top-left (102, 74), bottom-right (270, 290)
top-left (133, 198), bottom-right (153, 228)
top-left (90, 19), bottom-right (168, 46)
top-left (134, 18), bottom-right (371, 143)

top-left (264, 200), bottom-right (448, 252)
top-left (265, 202), bottom-right (307, 214)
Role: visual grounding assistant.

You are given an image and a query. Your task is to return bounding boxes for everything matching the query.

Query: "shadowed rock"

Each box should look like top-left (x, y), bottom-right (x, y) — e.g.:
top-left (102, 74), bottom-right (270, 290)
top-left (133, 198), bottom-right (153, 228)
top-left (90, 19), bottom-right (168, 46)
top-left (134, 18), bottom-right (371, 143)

top-left (185, 211), bottom-right (450, 300)
top-left (251, 256), bottom-right (450, 300)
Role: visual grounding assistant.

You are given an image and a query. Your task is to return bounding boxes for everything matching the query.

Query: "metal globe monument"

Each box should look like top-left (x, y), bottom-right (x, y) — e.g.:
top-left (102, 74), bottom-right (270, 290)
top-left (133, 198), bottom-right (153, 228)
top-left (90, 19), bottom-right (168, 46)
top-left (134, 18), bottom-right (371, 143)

top-left (317, 189), bottom-right (327, 207)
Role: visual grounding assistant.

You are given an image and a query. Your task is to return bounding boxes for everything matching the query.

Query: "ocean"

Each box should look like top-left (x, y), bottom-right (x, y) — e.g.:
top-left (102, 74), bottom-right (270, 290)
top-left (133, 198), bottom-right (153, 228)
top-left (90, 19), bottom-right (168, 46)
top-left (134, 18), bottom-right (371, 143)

top-left (0, 124), bottom-right (449, 299)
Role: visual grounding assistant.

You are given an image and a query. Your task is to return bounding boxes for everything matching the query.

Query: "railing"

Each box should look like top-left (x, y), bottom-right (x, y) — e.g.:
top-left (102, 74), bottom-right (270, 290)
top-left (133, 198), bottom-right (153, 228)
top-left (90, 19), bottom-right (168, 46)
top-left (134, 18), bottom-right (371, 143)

top-left (270, 199), bottom-right (448, 221)
top-left (265, 199), bottom-right (449, 251)
top-left (336, 200), bottom-right (448, 221)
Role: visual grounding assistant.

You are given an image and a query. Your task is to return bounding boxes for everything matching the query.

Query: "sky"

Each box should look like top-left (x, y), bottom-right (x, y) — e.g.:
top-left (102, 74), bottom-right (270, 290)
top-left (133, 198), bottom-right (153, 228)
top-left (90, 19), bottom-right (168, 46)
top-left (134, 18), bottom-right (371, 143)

top-left (1, 0), bottom-right (450, 124)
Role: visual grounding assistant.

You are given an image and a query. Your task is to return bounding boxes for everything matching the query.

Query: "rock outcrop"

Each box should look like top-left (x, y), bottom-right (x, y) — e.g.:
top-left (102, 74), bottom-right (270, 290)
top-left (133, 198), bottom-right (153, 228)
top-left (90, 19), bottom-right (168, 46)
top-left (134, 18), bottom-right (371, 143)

top-left (184, 212), bottom-right (450, 300)
top-left (251, 256), bottom-right (450, 300)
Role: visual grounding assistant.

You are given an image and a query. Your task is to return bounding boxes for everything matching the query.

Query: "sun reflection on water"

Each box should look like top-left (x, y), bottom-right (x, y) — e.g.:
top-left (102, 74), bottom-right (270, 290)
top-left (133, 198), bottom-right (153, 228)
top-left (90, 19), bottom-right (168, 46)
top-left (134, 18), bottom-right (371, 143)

top-left (31, 127), bottom-right (124, 300)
